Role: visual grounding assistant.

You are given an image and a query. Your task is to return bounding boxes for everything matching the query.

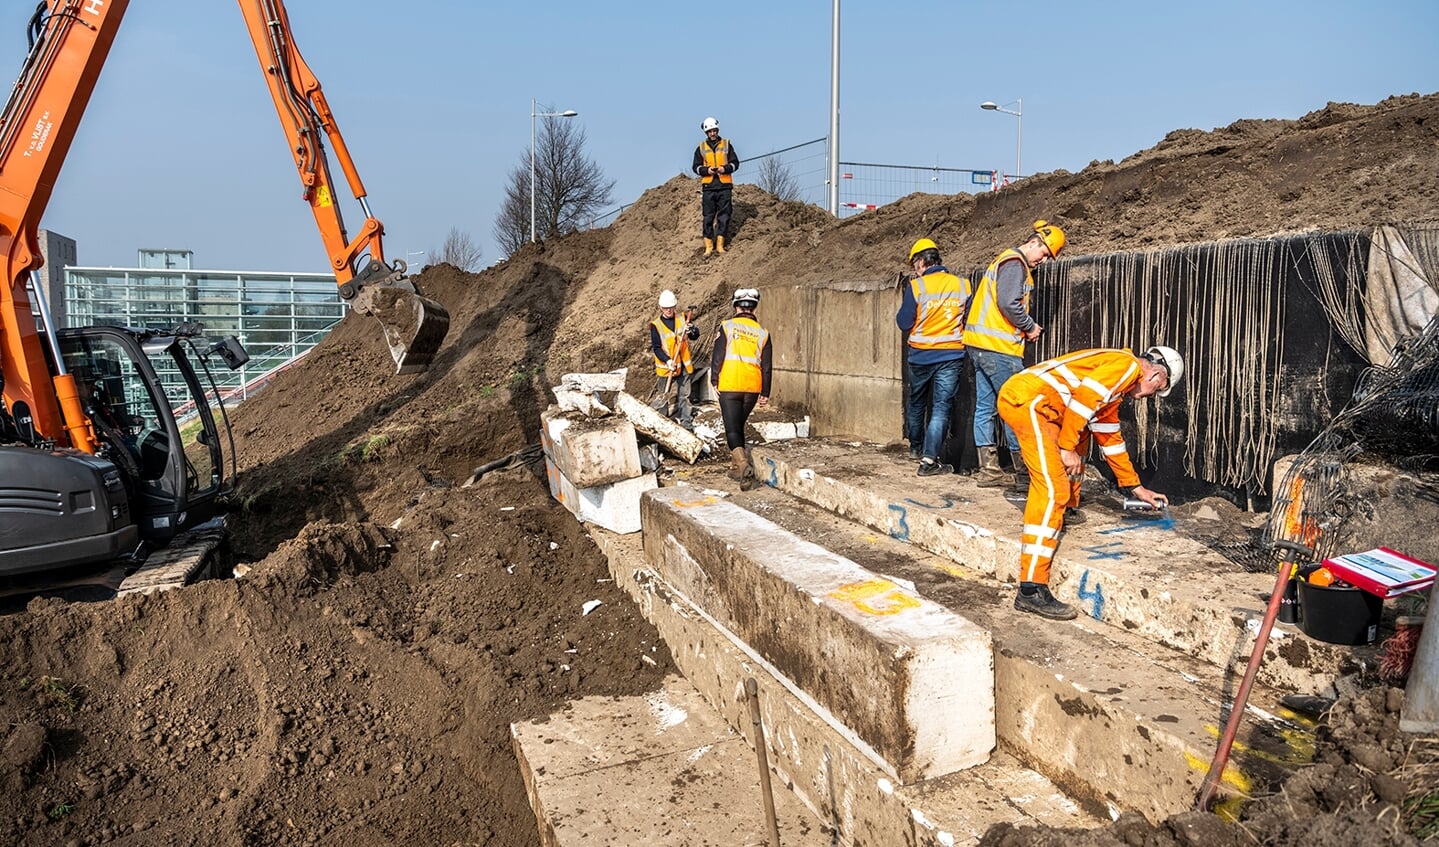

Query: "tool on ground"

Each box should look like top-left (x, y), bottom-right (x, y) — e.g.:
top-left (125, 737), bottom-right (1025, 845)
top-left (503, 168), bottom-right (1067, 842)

top-left (744, 678), bottom-right (782, 847)
top-left (1196, 539), bottom-right (1313, 811)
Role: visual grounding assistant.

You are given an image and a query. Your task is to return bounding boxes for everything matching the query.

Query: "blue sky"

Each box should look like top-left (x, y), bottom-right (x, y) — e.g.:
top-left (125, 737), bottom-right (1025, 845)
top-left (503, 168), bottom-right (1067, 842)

top-left (5, 0), bottom-right (1436, 274)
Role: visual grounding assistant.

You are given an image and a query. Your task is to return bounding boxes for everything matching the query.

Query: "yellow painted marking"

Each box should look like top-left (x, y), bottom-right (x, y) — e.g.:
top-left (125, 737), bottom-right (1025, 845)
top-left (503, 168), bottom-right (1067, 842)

top-left (1200, 722), bottom-right (1315, 766)
top-left (673, 496), bottom-right (718, 508)
top-left (929, 561), bottom-right (971, 578)
top-left (1185, 750), bottom-right (1251, 821)
top-left (315, 185), bottom-right (333, 208)
top-left (828, 579), bottom-right (921, 616)
top-left (860, 535), bottom-right (880, 543)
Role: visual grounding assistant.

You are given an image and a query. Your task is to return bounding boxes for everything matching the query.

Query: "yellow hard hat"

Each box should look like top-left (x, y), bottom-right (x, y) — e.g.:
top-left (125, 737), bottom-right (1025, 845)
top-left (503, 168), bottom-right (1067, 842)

top-left (1032, 220), bottom-right (1066, 257)
top-left (908, 238), bottom-right (939, 262)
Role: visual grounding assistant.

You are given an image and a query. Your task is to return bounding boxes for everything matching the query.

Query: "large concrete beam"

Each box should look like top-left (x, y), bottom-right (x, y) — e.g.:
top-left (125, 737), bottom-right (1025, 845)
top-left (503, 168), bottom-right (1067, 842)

top-left (590, 529), bottom-right (1099, 846)
top-left (751, 443), bottom-right (1363, 695)
top-left (641, 485), bottom-right (994, 783)
top-left (544, 454), bottom-right (656, 535)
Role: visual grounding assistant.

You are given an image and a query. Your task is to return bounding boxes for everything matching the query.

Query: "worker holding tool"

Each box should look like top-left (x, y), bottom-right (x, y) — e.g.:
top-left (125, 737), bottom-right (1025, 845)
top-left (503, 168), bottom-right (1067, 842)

top-left (693, 117), bottom-right (739, 256)
top-left (965, 220), bottom-right (1067, 493)
top-left (998, 345), bottom-right (1183, 620)
top-left (895, 237), bottom-right (971, 477)
top-left (649, 289), bottom-right (701, 430)
top-left (711, 288), bottom-right (771, 489)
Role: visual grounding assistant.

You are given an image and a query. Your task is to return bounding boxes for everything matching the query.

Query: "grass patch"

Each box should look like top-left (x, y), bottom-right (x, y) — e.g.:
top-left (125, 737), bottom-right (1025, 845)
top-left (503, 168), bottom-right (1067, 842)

top-left (39, 676), bottom-right (78, 713)
top-left (47, 803), bottom-right (74, 821)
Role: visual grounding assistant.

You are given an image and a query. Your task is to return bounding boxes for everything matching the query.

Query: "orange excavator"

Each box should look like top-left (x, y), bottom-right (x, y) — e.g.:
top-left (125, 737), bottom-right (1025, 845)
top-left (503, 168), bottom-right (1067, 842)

top-left (0, 0), bottom-right (449, 577)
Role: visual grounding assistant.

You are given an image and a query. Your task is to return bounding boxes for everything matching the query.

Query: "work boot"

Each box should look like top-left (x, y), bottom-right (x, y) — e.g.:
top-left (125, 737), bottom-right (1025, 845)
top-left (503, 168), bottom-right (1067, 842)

top-left (917, 458), bottom-right (953, 477)
top-left (703, 238), bottom-right (715, 256)
top-left (716, 236), bottom-right (727, 254)
top-left (1003, 470), bottom-right (1031, 505)
top-left (1014, 585), bottom-right (1078, 621)
top-left (728, 446), bottom-right (747, 481)
top-left (973, 446), bottom-right (1014, 488)
top-left (1063, 507), bottom-right (1086, 527)
top-left (740, 448), bottom-right (758, 491)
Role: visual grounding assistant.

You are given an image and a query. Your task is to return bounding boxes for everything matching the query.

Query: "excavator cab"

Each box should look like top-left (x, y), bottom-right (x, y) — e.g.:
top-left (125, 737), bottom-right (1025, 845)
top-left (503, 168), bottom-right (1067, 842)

top-left (55, 325), bottom-right (244, 547)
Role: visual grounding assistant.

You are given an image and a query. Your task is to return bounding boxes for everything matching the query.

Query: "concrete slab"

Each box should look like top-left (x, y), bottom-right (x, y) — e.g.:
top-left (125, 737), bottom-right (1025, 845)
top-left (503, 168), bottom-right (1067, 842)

top-left (642, 485), bottom-right (994, 783)
top-left (615, 391), bottom-right (705, 463)
top-left (732, 484), bottom-right (1316, 822)
top-left (544, 454), bottom-right (656, 534)
top-left (750, 439), bottom-right (1367, 694)
top-left (512, 674), bottom-right (830, 847)
top-left (589, 528), bottom-right (1104, 846)
top-left (541, 407), bottom-right (642, 488)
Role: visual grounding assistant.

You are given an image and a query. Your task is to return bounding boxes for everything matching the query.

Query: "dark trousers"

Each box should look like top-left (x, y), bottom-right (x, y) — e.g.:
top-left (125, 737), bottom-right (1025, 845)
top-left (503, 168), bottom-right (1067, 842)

top-left (702, 188), bottom-right (733, 239)
top-left (717, 391), bottom-right (759, 450)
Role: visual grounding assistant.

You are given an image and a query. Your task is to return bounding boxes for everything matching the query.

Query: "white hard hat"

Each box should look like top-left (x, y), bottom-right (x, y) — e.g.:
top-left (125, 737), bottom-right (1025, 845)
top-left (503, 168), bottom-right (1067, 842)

top-left (1145, 346), bottom-right (1184, 397)
top-left (732, 287), bottom-right (759, 308)
top-left (701, 116), bottom-right (719, 132)
top-left (658, 289), bottom-right (678, 308)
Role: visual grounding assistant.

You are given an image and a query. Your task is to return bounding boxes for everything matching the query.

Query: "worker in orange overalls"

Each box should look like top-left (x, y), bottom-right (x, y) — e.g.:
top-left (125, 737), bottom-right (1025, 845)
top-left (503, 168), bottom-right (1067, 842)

top-left (998, 346), bottom-right (1184, 620)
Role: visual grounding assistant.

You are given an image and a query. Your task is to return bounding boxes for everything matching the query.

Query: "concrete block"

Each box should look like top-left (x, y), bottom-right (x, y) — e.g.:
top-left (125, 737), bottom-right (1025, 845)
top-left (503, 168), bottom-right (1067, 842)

top-left (590, 529), bottom-right (1097, 845)
top-left (512, 675), bottom-right (829, 847)
top-left (544, 454), bottom-right (655, 534)
top-left (541, 407), bottom-right (641, 488)
top-left (640, 485), bottom-right (995, 783)
top-left (614, 391), bottom-right (705, 463)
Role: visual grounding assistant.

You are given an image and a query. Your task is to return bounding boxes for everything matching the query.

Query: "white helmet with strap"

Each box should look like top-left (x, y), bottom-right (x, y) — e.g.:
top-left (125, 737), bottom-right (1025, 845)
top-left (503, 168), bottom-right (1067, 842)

top-left (1144, 346), bottom-right (1184, 397)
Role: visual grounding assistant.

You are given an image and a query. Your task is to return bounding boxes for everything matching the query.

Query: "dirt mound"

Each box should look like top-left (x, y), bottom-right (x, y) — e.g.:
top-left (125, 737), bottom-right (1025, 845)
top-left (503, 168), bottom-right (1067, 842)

top-left (2, 93), bottom-right (1438, 845)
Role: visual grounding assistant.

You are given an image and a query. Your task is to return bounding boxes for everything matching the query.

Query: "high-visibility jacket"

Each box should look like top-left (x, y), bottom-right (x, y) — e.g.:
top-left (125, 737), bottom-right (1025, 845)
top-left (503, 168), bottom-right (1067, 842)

top-left (651, 316), bottom-right (694, 375)
top-left (999, 348), bottom-right (1144, 489)
top-left (907, 270), bottom-right (970, 350)
top-left (963, 248), bottom-right (1032, 357)
top-left (717, 316), bottom-right (769, 393)
top-left (698, 138), bottom-right (734, 186)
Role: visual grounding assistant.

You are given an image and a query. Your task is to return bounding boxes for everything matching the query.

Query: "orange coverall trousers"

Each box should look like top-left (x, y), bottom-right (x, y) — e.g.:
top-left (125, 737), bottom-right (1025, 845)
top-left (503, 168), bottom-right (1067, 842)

top-left (997, 391), bottom-right (1089, 585)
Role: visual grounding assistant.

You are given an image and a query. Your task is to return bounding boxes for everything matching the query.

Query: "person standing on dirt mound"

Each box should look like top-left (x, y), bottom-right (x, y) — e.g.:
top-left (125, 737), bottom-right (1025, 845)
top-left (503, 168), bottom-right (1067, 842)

top-left (693, 116), bottom-right (739, 257)
top-left (711, 288), bottom-right (771, 489)
top-left (965, 219), bottom-right (1067, 495)
top-left (998, 345), bottom-right (1182, 620)
top-left (896, 237), bottom-right (971, 477)
top-left (649, 289), bottom-right (701, 430)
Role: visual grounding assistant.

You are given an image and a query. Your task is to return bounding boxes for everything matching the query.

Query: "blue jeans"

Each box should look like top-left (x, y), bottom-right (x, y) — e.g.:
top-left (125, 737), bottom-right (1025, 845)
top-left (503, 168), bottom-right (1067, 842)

top-left (971, 348), bottom-right (1023, 452)
top-left (905, 357), bottom-right (962, 461)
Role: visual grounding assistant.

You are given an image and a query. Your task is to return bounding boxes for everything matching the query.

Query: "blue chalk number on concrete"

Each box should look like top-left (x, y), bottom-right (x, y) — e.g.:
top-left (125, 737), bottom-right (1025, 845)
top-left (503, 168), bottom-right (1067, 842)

top-left (1081, 541), bottom-right (1126, 561)
top-left (887, 504), bottom-right (911, 541)
top-left (1077, 570), bottom-right (1106, 620)
top-left (763, 457), bottom-right (779, 488)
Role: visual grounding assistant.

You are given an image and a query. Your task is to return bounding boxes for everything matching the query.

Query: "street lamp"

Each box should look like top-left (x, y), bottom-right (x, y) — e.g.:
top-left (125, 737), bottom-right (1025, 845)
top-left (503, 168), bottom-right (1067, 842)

top-left (531, 99), bottom-right (578, 243)
top-left (405, 250), bottom-right (426, 273)
top-left (980, 98), bottom-right (1022, 180)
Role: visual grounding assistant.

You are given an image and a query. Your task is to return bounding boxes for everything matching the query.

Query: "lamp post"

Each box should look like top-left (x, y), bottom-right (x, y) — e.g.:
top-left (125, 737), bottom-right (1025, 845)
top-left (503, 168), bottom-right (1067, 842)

top-left (531, 99), bottom-right (578, 243)
top-left (980, 98), bottom-right (1022, 180)
top-left (405, 250), bottom-right (426, 273)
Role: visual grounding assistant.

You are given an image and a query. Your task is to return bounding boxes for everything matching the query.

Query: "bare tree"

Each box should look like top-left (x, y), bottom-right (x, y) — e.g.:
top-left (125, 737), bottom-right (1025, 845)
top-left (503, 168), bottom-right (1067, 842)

top-left (493, 110), bottom-right (615, 256)
top-left (756, 156), bottom-right (802, 202)
top-left (433, 227), bottom-right (483, 272)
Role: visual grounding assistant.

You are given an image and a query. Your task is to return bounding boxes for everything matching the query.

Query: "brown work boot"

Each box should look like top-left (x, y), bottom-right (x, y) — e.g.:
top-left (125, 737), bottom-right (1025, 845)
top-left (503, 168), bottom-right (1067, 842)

top-left (973, 445), bottom-right (1014, 488)
top-left (716, 236), bottom-right (727, 254)
top-left (703, 238), bottom-right (715, 256)
top-left (728, 446), bottom-right (747, 481)
top-left (740, 447), bottom-right (758, 490)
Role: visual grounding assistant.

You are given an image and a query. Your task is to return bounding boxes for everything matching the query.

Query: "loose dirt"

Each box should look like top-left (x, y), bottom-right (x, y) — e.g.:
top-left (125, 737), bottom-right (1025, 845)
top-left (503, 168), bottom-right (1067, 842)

top-left (3, 92), bottom-right (1437, 845)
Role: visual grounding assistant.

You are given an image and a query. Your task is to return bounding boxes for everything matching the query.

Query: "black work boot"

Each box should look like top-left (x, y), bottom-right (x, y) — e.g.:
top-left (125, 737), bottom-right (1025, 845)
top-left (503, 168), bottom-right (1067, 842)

top-left (917, 458), bottom-right (953, 477)
top-left (1003, 470), bottom-right (1031, 505)
top-left (1014, 584), bottom-right (1078, 621)
top-left (1063, 507), bottom-right (1086, 527)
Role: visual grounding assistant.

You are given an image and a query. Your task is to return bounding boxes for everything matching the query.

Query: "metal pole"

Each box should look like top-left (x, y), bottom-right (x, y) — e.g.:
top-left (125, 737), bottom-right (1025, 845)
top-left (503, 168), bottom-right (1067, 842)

top-left (744, 678), bottom-right (782, 847)
top-left (827, 0), bottom-right (840, 216)
top-left (529, 97), bottom-right (537, 243)
top-left (1015, 98), bottom-right (1023, 180)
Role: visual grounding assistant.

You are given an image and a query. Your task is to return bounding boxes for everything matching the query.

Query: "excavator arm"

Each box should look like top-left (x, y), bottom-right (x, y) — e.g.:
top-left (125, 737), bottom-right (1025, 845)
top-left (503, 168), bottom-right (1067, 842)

top-left (236, 0), bottom-right (448, 373)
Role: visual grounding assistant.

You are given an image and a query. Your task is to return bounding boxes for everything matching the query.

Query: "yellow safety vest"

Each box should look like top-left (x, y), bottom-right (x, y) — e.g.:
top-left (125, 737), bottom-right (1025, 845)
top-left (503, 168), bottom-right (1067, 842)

top-left (698, 138), bottom-right (734, 185)
top-left (717, 316), bottom-right (768, 393)
top-left (907, 270), bottom-right (970, 350)
top-left (962, 248), bottom-right (1033, 357)
top-left (651, 316), bottom-right (694, 375)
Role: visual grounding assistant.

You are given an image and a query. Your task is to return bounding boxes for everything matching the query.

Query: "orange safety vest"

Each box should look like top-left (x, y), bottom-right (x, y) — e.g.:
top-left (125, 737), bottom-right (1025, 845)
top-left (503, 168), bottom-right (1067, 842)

top-left (962, 248), bottom-right (1033, 357)
top-left (1003, 348), bottom-right (1144, 489)
top-left (907, 270), bottom-right (970, 350)
top-left (717, 316), bottom-right (768, 393)
top-left (698, 138), bottom-right (734, 185)
top-left (651, 316), bottom-right (694, 375)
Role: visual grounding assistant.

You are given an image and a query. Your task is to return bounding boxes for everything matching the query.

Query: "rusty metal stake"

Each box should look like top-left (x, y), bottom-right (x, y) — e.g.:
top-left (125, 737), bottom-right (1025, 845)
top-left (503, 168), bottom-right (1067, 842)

top-left (745, 677), bottom-right (782, 847)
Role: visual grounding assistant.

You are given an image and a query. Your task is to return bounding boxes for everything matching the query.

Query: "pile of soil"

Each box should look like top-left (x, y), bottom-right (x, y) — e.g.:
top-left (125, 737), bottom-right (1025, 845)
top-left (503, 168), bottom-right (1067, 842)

top-left (2, 92), bottom-right (1438, 845)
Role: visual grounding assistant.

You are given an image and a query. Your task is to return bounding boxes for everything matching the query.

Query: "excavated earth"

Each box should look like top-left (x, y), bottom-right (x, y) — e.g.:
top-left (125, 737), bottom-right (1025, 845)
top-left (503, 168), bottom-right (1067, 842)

top-left (2, 93), bottom-right (1438, 846)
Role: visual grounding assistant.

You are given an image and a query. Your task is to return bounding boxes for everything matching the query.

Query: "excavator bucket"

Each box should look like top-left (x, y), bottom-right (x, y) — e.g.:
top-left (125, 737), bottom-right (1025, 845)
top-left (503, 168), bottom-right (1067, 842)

top-left (352, 282), bottom-right (451, 374)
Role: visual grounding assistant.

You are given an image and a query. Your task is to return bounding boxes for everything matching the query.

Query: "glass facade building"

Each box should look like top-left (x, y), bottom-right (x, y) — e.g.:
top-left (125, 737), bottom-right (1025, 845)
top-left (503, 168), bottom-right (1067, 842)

top-left (63, 249), bottom-right (344, 406)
